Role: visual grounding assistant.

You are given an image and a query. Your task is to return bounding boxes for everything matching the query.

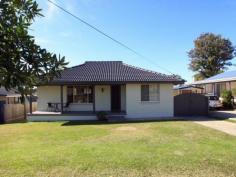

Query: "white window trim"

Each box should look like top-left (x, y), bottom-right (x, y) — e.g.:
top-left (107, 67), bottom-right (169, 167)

top-left (140, 84), bottom-right (160, 102)
top-left (139, 100), bottom-right (160, 103)
top-left (67, 85), bottom-right (93, 104)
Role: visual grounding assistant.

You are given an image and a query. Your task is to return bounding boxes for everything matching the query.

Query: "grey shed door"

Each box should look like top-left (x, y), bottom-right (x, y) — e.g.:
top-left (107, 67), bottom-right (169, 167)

top-left (174, 93), bottom-right (208, 116)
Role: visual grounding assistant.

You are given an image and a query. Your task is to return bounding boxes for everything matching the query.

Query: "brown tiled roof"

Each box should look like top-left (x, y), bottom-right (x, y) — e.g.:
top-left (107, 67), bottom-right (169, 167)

top-left (48, 61), bottom-right (184, 85)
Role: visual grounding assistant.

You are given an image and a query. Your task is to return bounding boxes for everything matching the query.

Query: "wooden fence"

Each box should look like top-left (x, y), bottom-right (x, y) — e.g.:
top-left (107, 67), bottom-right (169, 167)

top-left (174, 93), bottom-right (208, 116)
top-left (0, 102), bottom-right (37, 123)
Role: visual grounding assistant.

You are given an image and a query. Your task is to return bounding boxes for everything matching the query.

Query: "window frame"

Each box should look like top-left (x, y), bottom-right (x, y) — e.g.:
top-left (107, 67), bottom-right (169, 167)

top-left (67, 85), bottom-right (93, 104)
top-left (141, 84), bottom-right (160, 102)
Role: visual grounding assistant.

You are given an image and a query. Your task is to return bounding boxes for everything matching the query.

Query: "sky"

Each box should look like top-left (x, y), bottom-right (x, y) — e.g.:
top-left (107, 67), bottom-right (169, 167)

top-left (31, 0), bottom-right (236, 82)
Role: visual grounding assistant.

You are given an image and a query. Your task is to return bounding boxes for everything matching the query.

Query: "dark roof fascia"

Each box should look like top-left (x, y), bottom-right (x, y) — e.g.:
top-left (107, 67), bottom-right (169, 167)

top-left (38, 80), bottom-right (185, 86)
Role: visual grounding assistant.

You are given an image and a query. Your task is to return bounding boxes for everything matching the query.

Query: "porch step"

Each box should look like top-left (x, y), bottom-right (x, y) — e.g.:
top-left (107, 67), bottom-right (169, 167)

top-left (107, 115), bottom-right (126, 123)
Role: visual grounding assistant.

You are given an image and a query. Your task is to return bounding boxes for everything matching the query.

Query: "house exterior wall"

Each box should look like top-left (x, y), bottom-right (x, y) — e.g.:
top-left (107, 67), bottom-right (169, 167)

top-left (37, 84), bottom-right (174, 118)
top-left (125, 83), bottom-right (174, 118)
top-left (200, 81), bottom-right (236, 96)
top-left (37, 85), bottom-right (113, 112)
top-left (231, 81), bottom-right (236, 90)
top-left (37, 86), bottom-right (94, 111)
top-left (68, 103), bottom-right (93, 111)
top-left (174, 88), bottom-right (203, 96)
top-left (37, 86), bottom-right (65, 111)
top-left (95, 85), bottom-right (111, 111)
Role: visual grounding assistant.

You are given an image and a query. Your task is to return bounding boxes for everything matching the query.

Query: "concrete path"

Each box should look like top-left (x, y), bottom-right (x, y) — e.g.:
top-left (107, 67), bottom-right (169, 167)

top-left (192, 117), bottom-right (236, 136)
top-left (209, 110), bottom-right (236, 119)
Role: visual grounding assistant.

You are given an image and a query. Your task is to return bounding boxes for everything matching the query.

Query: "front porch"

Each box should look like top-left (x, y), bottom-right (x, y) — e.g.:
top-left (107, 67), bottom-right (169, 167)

top-left (35, 84), bottom-right (126, 113)
top-left (27, 110), bottom-right (126, 121)
top-left (28, 83), bottom-right (127, 121)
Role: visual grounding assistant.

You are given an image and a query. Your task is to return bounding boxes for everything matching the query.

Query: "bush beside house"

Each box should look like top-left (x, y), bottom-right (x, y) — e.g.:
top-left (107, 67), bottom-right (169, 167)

top-left (96, 111), bottom-right (108, 121)
top-left (220, 90), bottom-right (234, 109)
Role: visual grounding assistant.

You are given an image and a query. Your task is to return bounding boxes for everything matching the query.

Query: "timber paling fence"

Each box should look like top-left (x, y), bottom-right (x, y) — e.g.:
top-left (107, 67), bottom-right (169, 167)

top-left (0, 102), bottom-right (37, 123)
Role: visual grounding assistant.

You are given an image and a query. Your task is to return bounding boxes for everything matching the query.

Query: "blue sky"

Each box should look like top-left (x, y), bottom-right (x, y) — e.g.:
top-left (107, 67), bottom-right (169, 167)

top-left (31, 0), bottom-right (236, 82)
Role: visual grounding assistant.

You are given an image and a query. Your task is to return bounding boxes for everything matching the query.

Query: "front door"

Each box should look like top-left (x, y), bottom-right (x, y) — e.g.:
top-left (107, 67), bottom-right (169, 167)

top-left (111, 85), bottom-right (121, 112)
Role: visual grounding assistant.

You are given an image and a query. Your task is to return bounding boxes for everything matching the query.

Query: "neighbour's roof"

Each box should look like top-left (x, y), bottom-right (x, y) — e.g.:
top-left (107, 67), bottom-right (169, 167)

top-left (46, 61), bottom-right (184, 85)
top-left (0, 87), bottom-right (21, 97)
top-left (174, 84), bottom-right (203, 90)
top-left (193, 70), bottom-right (236, 85)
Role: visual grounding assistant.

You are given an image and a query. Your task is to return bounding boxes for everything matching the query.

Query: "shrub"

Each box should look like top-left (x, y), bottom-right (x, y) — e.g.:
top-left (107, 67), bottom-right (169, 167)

top-left (220, 90), bottom-right (233, 108)
top-left (96, 111), bottom-right (108, 121)
top-left (232, 88), bottom-right (236, 97)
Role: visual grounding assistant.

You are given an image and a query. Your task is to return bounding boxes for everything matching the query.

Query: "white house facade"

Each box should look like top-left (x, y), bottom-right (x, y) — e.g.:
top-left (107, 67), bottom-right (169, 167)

top-left (28, 61), bottom-right (183, 121)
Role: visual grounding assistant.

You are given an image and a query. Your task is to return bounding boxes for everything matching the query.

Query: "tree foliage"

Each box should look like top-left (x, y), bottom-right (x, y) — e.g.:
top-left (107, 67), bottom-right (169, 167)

top-left (188, 33), bottom-right (235, 81)
top-left (0, 0), bottom-right (68, 96)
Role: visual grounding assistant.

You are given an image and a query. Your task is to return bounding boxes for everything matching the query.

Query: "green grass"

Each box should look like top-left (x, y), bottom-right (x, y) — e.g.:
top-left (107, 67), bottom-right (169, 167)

top-left (0, 121), bottom-right (236, 177)
top-left (227, 119), bottom-right (236, 123)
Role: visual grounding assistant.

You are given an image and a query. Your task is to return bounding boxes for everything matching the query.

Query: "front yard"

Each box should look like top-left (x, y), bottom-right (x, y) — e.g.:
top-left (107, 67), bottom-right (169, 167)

top-left (0, 120), bottom-right (236, 177)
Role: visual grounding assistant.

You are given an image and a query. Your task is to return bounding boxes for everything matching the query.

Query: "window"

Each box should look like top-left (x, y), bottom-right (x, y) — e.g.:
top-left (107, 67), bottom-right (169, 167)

top-left (67, 86), bottom-right (93, 103)
top-left (205, 84), bottom-right (213, 94)
top-left (141, 85), bottom-right (149, 101)
top-left (141, 84), bottom-right (160, 102)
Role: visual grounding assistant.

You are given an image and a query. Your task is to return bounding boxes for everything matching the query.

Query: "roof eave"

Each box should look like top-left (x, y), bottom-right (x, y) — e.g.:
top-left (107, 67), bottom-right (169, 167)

top-left (193, 77), bottom-right (236, 85)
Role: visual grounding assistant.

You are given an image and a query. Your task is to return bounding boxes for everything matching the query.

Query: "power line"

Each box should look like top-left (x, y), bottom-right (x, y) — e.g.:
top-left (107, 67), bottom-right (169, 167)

top-left (47, 0), bottom-right (175, 75)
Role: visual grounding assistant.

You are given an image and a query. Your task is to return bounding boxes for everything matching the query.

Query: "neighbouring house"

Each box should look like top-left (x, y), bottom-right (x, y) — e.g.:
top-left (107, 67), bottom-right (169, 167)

top-left (0, 87), bottom-right (37, 123)
top-left (173, 85), bottom-right (204, 96)
top-left (28, 61), bottom-right (184, 121)
top-left (193, 70), bottom-right (236, 97)
top-left (0, 87), bottom-right (21, 104)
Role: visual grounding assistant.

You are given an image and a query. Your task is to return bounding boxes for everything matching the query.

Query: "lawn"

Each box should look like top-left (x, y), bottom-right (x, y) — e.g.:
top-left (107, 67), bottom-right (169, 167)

top-left (0, 121), bottom-right (236, 177)
top-left (228, 119), bottom-right (236, 123)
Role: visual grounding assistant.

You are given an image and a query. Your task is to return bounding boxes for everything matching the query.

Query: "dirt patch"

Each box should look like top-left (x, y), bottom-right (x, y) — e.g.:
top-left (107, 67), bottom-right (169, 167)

top-left (174, 150), bottom-right (184, 156)
top-left (115, 126), bottom-right (137, 131)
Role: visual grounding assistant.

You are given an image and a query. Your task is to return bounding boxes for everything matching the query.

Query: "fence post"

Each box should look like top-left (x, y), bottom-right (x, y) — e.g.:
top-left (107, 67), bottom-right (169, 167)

top-left (0, 101), bottom-right (5, 124)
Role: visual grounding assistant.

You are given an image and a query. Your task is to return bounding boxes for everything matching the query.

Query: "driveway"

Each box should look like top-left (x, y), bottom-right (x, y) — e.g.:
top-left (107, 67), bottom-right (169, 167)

top-left (191, 117), bottom-right (236, 136)
top-left (209, 110), bottom-right (236, 121)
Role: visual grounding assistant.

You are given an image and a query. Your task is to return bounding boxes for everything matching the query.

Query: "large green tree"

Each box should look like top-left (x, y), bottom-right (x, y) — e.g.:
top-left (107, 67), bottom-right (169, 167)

top-left (0, 0), bottom-right (68, 96)
top-left (188, 33), bottom-right (235, 81)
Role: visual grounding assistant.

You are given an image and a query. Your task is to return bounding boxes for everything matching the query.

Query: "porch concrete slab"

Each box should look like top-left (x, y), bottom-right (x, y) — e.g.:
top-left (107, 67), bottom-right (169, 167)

top-left (31, 111), bottom-right (61, 115)
top-left (192, 117), bottom-right (236, 136)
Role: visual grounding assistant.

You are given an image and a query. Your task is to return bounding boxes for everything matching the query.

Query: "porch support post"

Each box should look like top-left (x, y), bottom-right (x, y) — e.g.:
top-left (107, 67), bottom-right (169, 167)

top-left (60, 85), bottom-right (64, 113)
top-left (93, 85), bottom-right (95, 113)
top-left (29, 93), bottom-right (32, 114)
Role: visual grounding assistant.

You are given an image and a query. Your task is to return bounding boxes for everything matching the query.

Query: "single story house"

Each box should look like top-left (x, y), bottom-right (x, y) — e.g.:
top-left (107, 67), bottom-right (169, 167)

top-left (173, 85), bottom-right (203, 96)
top-left (0, 87), bottom-right (21, 104)
top-left (193, 70), bottom-right (236, 97)
top-left (28, 61), bottom-right (184, 121)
